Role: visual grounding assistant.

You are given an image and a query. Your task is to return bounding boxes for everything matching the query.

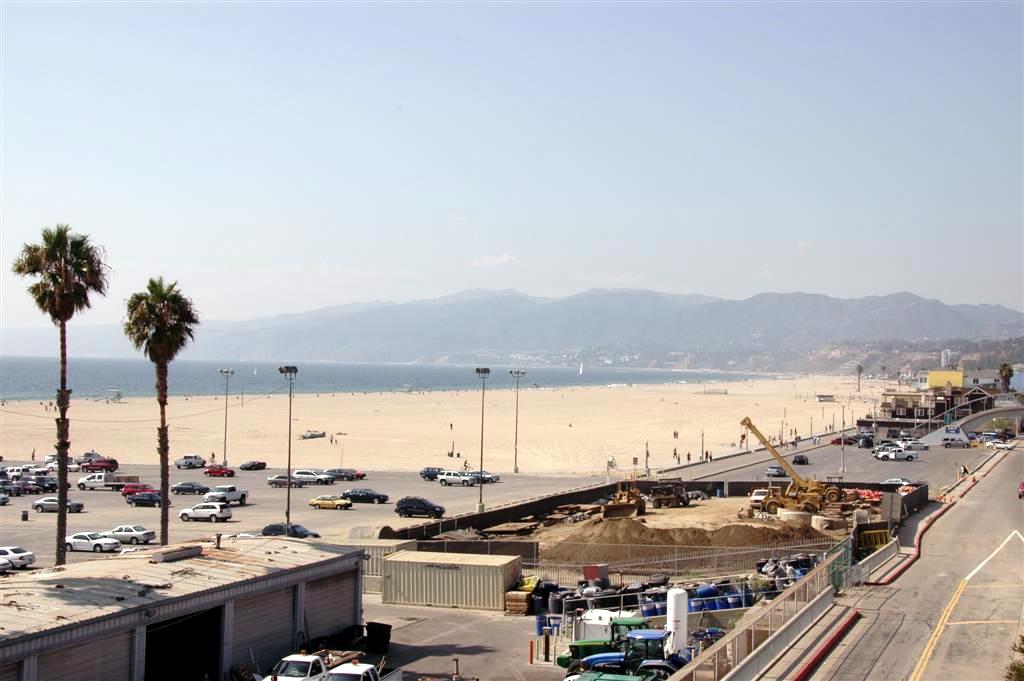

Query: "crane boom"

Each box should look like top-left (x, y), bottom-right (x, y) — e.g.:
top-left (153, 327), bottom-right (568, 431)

top-left (740, 416), bottom-right (807, 495)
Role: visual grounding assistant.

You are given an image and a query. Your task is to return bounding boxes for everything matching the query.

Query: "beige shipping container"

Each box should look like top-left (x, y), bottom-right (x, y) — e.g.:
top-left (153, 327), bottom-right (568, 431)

top-left (341, 538), bottom-right (417, 576)
top-left (382, 550), bottom-right (522, 611)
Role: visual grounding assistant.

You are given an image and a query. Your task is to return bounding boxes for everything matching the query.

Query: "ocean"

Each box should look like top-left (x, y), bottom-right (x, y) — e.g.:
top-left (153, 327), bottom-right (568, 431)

top-left (0, 356), bottom-right (758, 401)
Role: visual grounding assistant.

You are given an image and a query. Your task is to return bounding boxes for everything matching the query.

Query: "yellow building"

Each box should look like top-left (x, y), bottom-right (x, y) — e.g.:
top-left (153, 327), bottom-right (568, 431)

top-left (927, 369), bottom-right (964, 389)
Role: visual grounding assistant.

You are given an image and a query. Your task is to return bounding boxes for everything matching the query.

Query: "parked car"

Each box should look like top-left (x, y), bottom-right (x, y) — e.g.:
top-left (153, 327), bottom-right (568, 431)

top-left (898, 440), bottom-right (929, 451)
top-left (261, 523), bottom-right (320, 538)
top-left (873, 443), bottom-right (900, 455)
top-left (22, 475), bottom-right (58, 492)
top-left (941, 437), bottom-right (970, 449)
top-left (883, 478), bottom-right (914, 486)
top-left (395, 496), bottom-right (445, 519)
top-left (239, 461), bottom-right (267, 471)
top-left (77, 472), bottom-right (140, 491)
top-left (120, 482), bottom-right (155, 497)
top-left (65, 532), bottom-right (121, 553)
top-left (47, 460), bottom-right (81, 472)
top-left (16, 479), bottom-right (43, 495)
top-left (267, 475), bottom-right (306, 488)
top-left (856, 436), bottom-right (875, 449)
top-left (0, 546), bottom-right (35, 568)
top-left (102, 525), bottom-right (156, 545)
top-left (75, 451), bottom-right (104, 464)
top-left (203, 485), bottom-right (248, 505)
top-left (0, 559), bottom-right (12, 574)
top-left (322, 468), bottom-right (365, 481)
top-left (179, 502), bottom-right (232, 522)
top-left (293, 469), bottom-right (335, 485)
top-left (308, 495), bottom-right (353, 510)
top-left (469, 470), bottom-right (500, 483)
top-left (792, 455), bottom-right (809, 465)
top-left (830, 436), bottom-right (857, 446)
top-left (175, 454), bottom-right (207, 469)
top-left (203, 465), bottom-right (235, 478)
top-left (171, 481), bottom-right (210, 495)
top-left (438, 470), bottom-right (476, 487)
top-left (0, 493), bottom-right (8, 506)
top-left (988, 440), bottom-right (1016, 450)
top-left (80, 458), bottom-right (119, 472)
top-left (419, 467), bottom-right (443, 481)
top-left (126, 491), bottom-right (170, 508)
top-left (874, 449), bottom-right (916, 462)
top-left (765, 464), bottom-right (787, 477)
top-left (342, 488), bottom-right (388, 504)
top-left (33, 497), bottom-right (84, 513)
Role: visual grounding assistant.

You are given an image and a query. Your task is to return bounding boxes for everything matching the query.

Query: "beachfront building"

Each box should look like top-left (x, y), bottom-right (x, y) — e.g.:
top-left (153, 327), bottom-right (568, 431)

top-left (856, 385), bottom-right (997, 437)
top-left (0, 537), bottom-right (363, 681)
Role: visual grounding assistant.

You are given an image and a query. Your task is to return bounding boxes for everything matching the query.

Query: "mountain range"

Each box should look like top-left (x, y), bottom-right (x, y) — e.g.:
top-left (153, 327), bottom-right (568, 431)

top-left (3, 290), bottom-right (1021, 365)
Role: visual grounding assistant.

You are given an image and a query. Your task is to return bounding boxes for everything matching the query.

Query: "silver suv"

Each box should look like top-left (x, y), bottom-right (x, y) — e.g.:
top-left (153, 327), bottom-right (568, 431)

top-left (438, 471), bottom-right (477, 487)
top-left (179, 502), bottom-right (232, 522)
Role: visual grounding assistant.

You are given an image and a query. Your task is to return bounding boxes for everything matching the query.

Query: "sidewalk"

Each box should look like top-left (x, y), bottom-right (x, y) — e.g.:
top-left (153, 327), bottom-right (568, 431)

top-left (756, 604), bottom-right (856, 681)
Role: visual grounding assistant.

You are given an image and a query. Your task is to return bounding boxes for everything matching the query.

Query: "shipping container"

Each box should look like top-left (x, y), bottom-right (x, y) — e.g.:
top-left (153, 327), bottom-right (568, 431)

top-left (382, 550), bottom-right (521, 611)
top-left (341, 538), bottom-right (417, 576)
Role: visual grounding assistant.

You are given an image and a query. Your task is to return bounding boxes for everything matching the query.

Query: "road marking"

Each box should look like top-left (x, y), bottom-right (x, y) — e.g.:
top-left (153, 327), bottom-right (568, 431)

top-left (946, 620), bottom-right (1020, 626)
top-left (964, 530), bottom-right (1024, 581)
top-left (965, 583), bottom-right (1024, 589)
top-left (909, 530), bottom-right (1024, 681)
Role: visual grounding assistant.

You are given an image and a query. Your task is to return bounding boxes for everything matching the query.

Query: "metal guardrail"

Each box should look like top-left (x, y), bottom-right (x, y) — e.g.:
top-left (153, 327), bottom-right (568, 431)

top-left (668, 550), bottom-right (844, 681)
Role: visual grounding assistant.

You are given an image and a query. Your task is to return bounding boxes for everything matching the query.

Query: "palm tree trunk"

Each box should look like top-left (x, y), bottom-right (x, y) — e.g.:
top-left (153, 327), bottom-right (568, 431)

top-left (55, 321), bottom-right (71, 566)
top-left (156, 362), bottom-right (170, 545)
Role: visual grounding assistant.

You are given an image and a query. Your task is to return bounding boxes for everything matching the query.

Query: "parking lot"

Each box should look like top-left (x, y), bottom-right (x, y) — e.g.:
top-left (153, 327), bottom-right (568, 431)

top-left (0, 464), bottom-right (602, 567)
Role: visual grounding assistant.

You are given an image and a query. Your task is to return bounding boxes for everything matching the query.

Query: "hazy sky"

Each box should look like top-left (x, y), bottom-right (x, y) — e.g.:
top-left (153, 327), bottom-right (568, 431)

top-left (2, 1), bottom-right (1022, 330)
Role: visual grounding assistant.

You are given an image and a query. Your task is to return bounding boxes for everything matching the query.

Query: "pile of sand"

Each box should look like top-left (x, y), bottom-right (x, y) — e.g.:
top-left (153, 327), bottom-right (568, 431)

top-left (541, 517), bottom-right (827, 562)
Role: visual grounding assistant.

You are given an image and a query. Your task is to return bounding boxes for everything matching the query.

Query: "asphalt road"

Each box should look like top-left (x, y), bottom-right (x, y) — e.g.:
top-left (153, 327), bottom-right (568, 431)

top-left (689, 441), bottom-right (996, 490)
top-left (0, 464), bottom-right (601, 567)
top-left (806, 447), bottom-right (1024, 681)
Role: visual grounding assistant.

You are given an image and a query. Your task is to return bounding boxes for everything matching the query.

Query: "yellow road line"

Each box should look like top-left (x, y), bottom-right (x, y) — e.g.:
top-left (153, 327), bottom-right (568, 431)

top-left (946, 620), bottom-right (1020, 625)
top-left (964, 583), bottom-right (1024, 589)
top-left (909, 579), bottom-right (967, 681)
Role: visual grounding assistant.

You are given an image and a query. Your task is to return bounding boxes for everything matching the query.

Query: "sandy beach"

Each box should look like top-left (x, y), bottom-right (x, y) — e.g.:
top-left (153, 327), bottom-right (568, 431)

top-left (0, 375), bottom-right (884, 474)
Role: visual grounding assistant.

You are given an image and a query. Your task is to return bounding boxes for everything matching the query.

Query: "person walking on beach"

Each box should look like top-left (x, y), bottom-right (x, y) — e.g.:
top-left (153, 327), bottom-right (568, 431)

top-left (687, 452), bottom-right (691, 464)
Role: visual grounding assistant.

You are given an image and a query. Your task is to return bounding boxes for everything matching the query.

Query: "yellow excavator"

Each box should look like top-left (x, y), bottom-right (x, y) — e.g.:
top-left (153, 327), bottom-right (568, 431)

top-left (741, 417), bottom-right (844, 514)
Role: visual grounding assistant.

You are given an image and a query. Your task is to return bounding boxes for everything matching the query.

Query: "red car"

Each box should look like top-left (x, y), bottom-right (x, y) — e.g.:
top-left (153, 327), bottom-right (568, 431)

top-left (830, 437), bottom-right (857, 446)
top-left (204, 465), bottom-right (235, 478)
top-left (121, 482), bottom-right (155, 497)
top-left (81, 458), bottom-right (119, 472)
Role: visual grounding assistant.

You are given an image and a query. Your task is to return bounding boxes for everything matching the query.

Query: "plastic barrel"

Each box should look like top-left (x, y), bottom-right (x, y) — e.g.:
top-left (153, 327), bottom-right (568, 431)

top-left (688, 599), bottom-right (699, 612)
top-left (640, 600), bottom-right (658, 618)
top-left (535, 613), bottom-right (547, 636)
top-left (727, 595), bottom-right (741, 609)
top-left (695, 584), bottom-right (718, 598)
top-left (655, 601), bottom-right (667, 616)
top-left (548, 592), bottom-right (563, 615)
top-left (532, 594), bottom-right (548, 616)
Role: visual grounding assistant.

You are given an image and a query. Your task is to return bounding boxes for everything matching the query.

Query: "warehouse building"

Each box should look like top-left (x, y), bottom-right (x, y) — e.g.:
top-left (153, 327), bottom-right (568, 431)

top-left (0, 537), bottom-right (363, 681)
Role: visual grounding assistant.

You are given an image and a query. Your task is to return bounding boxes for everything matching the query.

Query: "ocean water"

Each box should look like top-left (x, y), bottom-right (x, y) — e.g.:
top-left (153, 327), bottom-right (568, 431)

top-left (0, 356), bottom-right (758, 401)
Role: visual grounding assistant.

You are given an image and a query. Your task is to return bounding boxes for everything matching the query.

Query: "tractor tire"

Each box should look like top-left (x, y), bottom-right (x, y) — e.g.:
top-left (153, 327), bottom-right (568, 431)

top-left (763, 499), bottom-right (780, 514)
top-left (800, 501), bottom-right (817, 513)
top-left (824, 488), bottom-right (843, 503)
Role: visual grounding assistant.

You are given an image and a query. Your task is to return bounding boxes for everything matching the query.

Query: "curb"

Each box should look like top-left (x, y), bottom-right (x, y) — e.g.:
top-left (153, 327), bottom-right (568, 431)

top-left (791, 609), bottom-right (862, 681)
top-left (863, 449), bottom-right (1011, 586)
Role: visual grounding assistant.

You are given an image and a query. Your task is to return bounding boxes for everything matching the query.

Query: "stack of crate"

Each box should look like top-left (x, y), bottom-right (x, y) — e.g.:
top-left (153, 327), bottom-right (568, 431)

top-left (505, 590), bottom-right (530, 615)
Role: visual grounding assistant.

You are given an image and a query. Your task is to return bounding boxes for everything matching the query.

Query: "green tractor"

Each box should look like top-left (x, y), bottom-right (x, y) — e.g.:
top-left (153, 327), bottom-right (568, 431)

top-left (557, 617), bottom-right (648, 674)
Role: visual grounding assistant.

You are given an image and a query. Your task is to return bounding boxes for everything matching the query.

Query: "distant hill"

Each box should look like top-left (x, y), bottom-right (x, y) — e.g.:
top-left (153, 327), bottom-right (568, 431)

top-left (3, 289), bottom-right (1020, 364)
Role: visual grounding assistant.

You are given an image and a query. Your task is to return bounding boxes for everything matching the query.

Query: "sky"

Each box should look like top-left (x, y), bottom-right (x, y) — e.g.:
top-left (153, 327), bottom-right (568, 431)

top-left (2, 1), bottom-right (1022, 330)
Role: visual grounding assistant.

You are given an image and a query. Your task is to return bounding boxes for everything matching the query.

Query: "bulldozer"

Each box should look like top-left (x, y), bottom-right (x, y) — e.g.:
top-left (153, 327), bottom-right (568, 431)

top-left (741, 417), bottom-right (844, 514)
top-left (602, 480), bottom-right (647, 519)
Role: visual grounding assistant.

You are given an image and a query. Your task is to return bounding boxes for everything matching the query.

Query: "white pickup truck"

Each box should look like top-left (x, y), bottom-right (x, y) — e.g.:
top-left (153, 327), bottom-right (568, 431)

top-left (76, 472), bottom-right (140, 491)
top-left (203, 485), bottom-right (248, 505)
top-left (258, 651), bottom-right (400, 681)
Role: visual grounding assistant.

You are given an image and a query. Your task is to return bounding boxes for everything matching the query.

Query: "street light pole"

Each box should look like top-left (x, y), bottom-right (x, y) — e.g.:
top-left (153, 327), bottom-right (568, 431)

top-left (510, 369), bottom-right (526, 474)
top-left (475, 368), bottom-right (490, 513)
top-left (219, 369), bottom-right (234, 466)
top-left (840, 404), bottom-right (846, 476)
top-left (278, 366), bottom-right (298, 529)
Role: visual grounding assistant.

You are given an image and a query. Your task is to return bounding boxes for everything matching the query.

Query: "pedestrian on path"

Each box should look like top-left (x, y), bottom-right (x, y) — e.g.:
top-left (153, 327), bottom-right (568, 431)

top-left (687, 451), bottom-right (691, 464)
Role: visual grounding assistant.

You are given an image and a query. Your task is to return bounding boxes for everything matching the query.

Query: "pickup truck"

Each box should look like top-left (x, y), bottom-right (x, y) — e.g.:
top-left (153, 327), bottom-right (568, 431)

top-left (76, 472), bottom-right (141, 491)
top-left (174, 454), bottom-right (206, 469)
top-left (258, 650), bottom-right (400, 681)
top-left (203, 485), bottom-right (248, 505)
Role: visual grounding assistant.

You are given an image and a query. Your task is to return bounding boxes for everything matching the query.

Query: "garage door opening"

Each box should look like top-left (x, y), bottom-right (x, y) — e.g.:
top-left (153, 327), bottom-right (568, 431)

top-left (146, 606), bottom-right (222, 681)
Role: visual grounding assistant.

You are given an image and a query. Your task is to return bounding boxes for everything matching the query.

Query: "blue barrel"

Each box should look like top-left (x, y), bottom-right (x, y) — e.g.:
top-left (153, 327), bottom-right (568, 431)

top-left (535, 614), bottom-right (547, 635)
top-left (716, 597), bottom-right (730, 610)
top-left (655, 600), bottom-right (667, 616)
top-left (688, 599), bottom-right (699, 612)
top-left (695, 584), bottom-right (718, 598)
top-left (640, 600), bottom-right (658, 618)
top-left (548, 615), bottom-right (562, 636)
top-left (742, 590), bottom-right (755, 607)
top-left (705, 598), bottom-right (719, 611)
top-left (727, 595), bottom-right (742, 609)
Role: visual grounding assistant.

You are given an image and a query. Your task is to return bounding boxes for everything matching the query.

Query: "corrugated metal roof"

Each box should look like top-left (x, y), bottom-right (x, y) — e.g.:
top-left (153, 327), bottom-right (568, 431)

top-left (339, 539), bottom-right (416, 548)
top-left (382, 550), bottom-right (519, 567)
top-left (0, 537), bottom-right (357, 642)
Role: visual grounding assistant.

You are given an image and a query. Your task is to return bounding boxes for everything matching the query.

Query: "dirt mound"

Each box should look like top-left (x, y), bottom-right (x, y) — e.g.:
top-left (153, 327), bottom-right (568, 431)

top-left (541, 518), bottom-right (826, 562)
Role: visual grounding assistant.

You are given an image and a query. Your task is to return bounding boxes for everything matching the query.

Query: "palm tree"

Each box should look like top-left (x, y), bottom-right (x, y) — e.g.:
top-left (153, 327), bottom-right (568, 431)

top-left (11, 225), bottom-right (108, 566)
top-left (998, 363), bottom-right (1015, 393)
top-left (856, 364), bottom-right (864, 392)
top-left (124, 278), bottom-right (199, 545)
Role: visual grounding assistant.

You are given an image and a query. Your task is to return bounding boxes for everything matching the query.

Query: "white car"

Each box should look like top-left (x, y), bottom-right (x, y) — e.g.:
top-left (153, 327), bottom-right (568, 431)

top-left (0, 558), bottom-right (13, 574)
top-left (102, 525), bottom-right (156, 545)
top-left (987, 440), bottom-right (1015, 450)
top-left (179, 502), bottom-right (232, 522)
top-left (0, 546), bottom-right (35, 568)
top-left (898, 440), bottom-right (929, 451)
top-left (65, 532), bottom-right (121, 553)
top-left (293, 469), bottom-right (335, 485)
top-left (874, 449), bottom-right (916, 462)
top-left (46, 460), bottom-right (80, 472)
top-left (438, 470), bottom-right (477, 486)
top-left (883, 478), bottom-right (914, 486)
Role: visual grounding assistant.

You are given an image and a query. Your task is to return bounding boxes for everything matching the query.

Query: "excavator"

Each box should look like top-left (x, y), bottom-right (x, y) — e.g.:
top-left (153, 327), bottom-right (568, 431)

top-left (740, 417), bottom-right (844, 514)
top-left (602, 480), bottom-right (647, 519)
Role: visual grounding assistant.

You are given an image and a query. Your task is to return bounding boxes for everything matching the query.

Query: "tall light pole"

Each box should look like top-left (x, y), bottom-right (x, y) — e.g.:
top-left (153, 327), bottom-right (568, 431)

top-left (510, 369), bottom-right (526, 474)
top-left (279, 366), bottom-right (298, 529)
top-left (840, 404), bottom-right (846, 476)
top-left (475, 368), bottom-right (490, 513)
top-left (219, 369), bottom-right (234, 466)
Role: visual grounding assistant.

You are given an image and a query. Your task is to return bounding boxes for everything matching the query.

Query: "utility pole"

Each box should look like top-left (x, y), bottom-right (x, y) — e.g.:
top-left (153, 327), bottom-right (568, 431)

top-left (840, 404), bottom-right (846, 477)
top-left (510, 369), bottom-right (526, 473)
top-left (219, 369), bottom-right (234, 466)
top-left (278, 366), bottom-right (298, 529)
top-left (475, 368), bottom-right (490, 513)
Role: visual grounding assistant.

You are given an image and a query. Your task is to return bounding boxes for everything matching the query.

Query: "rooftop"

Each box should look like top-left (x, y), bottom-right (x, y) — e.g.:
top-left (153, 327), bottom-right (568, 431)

top-left (0, 537), bottom-right (360, 642)
top-left (383, 550), bottom-right (519, 567)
